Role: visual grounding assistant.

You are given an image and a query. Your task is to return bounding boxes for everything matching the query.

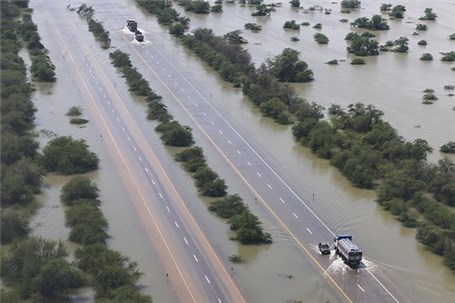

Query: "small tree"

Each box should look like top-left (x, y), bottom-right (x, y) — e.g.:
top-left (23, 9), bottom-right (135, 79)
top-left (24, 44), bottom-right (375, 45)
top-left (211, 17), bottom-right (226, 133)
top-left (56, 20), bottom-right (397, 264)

top-left (389, 5), bottom-right (406, 18)
top-left (419, 8), bottom-right (437, 20)
top-left (420, 53), bottom-right (433, 61)
top-left (341, 0), bottom-right (361, 9)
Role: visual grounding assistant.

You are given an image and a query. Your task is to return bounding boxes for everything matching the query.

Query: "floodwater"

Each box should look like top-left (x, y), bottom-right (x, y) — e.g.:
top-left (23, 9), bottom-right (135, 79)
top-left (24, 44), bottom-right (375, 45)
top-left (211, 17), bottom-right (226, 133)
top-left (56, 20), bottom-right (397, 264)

top-left (29, 0), bottom-right (454, 302)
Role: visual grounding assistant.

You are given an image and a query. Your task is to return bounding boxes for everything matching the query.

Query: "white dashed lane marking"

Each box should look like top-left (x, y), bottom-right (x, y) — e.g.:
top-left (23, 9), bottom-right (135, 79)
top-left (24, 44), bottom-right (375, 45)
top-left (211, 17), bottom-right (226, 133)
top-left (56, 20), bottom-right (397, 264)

top-left (257, 172), bottom-right (262, 178)
top-left (267, 184), bottom-right (272, 189)
top-left (174, 221), bottom-right (179, 228)
top-left (293, 213), bottom-right (299, 219)
top-left (204, 275), bottom-right (211, 284)
top-left (306, 228), bottom-right (313, 234)
top-left (144, 167), bottom-right (149, 173)
top-left (193, 255), bottom-right (199, 263)
top-left (280, 198), bottom-right (285, 203)
top-left (158, 193), bottom-right (163, 199)
top-left (166, 206), bottom-right (170, 213)
top-left (357, 284), bottom-right (365, 292)
top-left (236, 150), bottom-right (241, 155)
top-left (183, 237), bottom-right (189, 245)
top-left (246, 161), bottom-right (252, 166)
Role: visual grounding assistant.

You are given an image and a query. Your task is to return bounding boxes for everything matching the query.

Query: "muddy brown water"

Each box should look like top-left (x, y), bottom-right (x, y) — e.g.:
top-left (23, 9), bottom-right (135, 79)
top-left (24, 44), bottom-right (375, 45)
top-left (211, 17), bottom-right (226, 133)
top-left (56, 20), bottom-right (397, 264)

top-left (29, 0), bottom-right (454, 302)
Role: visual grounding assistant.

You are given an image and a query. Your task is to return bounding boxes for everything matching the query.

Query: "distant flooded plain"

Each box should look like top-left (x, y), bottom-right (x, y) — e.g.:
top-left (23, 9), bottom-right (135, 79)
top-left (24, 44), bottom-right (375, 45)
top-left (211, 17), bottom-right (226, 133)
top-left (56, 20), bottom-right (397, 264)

top-left (30, 0), bottom-right (454, 302)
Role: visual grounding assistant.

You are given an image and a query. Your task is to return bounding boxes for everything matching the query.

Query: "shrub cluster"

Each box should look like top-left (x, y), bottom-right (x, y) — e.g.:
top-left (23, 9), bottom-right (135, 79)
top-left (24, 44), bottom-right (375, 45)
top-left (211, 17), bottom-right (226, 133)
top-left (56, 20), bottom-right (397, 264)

top-left (176, 148), bottom-right (271, 243)
top-left (77, 4), bottom-right (111, 49)
top-left (244, 23), bottom-right (262, 32)
top-left (20, 13), bottom-right (56, 81)
top-left (314, 33), bottom-right (329, 44)
top-left (181, 28), bottom-right (254, 84)
top-left (1, 237), bottom-right (84, 300)
top-left (350, 15), bottom-right (389, 30)
top-left (109, 50), bottom-right (152, 96)
top-left (41, 136), bottom-right (99, 174)
top-left (283, 20), bottom-right (300, 30)
top-left (61, 176), bottom-right (152, 301)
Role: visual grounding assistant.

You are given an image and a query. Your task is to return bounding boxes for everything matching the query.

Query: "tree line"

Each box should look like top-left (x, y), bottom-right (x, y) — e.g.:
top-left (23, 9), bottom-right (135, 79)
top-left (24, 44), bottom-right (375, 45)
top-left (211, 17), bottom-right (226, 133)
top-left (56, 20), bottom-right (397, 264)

top-left (1, 2), bottom-right (149, 301)
top-left (133, 0), bottom-right (455, 273)
top-left (77, 4), bottom-right (111, 49)
top-left (109, 48), bottom-right (272, 244)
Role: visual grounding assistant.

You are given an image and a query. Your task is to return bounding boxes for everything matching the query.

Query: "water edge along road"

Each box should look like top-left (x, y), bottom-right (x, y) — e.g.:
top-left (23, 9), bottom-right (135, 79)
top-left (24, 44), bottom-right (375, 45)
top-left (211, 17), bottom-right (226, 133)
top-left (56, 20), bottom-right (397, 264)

top-left (34, 1), bottom-right (247, 302)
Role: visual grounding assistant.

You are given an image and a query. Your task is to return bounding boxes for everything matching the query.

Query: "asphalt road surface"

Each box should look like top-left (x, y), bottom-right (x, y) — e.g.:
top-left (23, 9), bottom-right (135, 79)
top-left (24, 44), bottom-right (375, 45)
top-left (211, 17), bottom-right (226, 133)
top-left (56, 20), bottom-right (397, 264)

top-left (35, 1), bottom-right (246, 302)
top-left (37, 0), bottom-right (412, 302)
top-left (88, 1), bottom-right (413, 302)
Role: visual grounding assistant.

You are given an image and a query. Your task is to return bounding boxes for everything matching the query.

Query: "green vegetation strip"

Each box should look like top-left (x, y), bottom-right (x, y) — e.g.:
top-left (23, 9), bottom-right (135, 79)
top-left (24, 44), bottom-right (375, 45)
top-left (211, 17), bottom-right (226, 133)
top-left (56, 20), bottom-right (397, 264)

top-left (109, 48), bottom-right (271, 244)
top-left (1, 3), bottom-right (150, 301)
top-left (77, 4), bottom-right (111, 49)
top-left (21, 10), bottom-right (56, 81)
top-left (134, 0), bottom-right (455, 273)
top-left (61, 176), bottom-right (152, 301)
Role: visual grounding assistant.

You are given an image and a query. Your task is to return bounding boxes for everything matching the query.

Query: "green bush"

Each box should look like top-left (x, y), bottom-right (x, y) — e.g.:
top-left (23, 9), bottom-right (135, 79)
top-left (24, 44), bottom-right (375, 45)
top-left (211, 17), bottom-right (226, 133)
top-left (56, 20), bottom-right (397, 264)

top-left (283, 20), bottom-right (300, 30)
top-left (41, 136), bottom-right (99, 174)
top-left (209, 194), bottom-right (247, 218)
top-left (420, 53), bottom-right (433, 61)
top-left (0, 210), bottom-right (30, 243)
top-left (66, 106), bottom-right (83, 116)
top-left (244, 23), bottom-right (262, 32)
top-left (60, 176), bottom-right (99, 206)
top-left (440, 142), bottom-right (455, 153)
top-left (314, 33), bottom-right (329, 44)
top-left (351, 58), bottom-right (365, 65)
top-left (416, 23), bottom-right (428, 31)
top-left (155, 121), bottom-right (194, 147)
top-left (340, 0), bottom-right (360, 9)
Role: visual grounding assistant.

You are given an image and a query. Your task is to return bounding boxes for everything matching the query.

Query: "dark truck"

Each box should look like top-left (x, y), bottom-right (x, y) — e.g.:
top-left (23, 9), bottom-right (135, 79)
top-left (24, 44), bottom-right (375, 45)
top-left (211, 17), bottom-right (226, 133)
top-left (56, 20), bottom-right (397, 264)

top-left (126, 20), bottom-right (137, 32)
top-left (134, 30), bottom-right (144, 42)
top-left (334, 235), bottom-right (362, 267)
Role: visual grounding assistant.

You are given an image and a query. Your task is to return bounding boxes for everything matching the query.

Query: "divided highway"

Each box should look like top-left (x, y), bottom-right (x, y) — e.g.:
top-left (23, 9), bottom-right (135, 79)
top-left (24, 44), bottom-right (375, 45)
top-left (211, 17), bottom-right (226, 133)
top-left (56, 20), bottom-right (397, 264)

top-left (35, 1), bottom-right (246, 302)
top-left (88, 1), bottom-right (412, 302)
top-left (35, 0), bottom-right (413, 302)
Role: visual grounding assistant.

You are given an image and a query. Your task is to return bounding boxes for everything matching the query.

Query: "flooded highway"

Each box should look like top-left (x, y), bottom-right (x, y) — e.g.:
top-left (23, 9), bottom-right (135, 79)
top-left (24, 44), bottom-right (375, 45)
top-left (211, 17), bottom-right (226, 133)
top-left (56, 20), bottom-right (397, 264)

top-left (29, 0), bottom-right (455, 302)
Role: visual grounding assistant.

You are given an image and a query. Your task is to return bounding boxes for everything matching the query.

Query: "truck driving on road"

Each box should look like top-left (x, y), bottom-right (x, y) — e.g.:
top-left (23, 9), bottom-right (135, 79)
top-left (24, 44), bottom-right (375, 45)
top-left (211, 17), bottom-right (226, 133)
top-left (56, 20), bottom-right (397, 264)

top-left (334, 235), bottom-right (362, 267)
top-left (127, 20), bottom-right (137, 32)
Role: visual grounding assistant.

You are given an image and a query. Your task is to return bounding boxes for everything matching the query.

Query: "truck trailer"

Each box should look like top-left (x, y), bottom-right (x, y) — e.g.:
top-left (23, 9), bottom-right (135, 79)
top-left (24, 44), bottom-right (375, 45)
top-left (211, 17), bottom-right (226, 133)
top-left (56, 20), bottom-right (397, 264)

top-left (334, 235), bottom-right (362, 267)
